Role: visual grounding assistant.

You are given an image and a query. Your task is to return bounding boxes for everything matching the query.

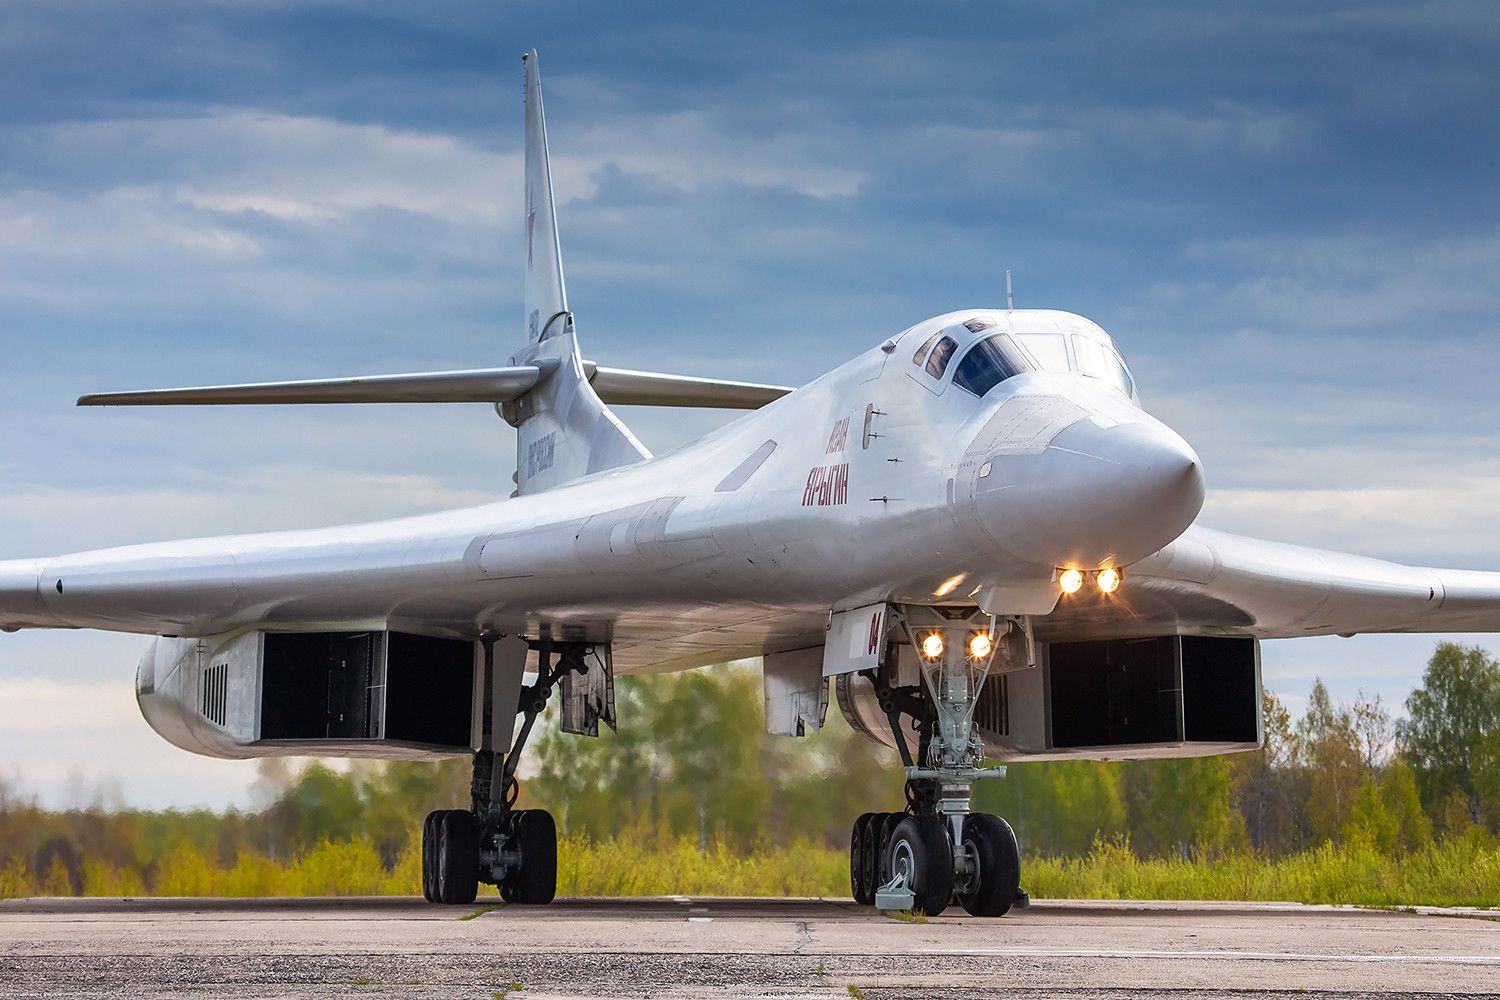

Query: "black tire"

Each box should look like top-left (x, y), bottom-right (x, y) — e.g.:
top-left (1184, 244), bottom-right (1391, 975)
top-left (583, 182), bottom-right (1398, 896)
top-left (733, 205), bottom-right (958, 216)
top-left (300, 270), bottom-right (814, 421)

top-left (877, 812), bottom-right (903, 887)
top-left (849, 813), bottom-right (873, 904)
top-left (859, 814), bottom-right (880, 903)
top-left (420, 810), bottom-right (443, 903)
top-left (887, 815), bottom-right (953, 917)
top-left (436, 809), bottom-right (479, 905)
top-left (958, 813), bottom-right (1021, 917)
top-left (511, 808), bottom-right (557, 905)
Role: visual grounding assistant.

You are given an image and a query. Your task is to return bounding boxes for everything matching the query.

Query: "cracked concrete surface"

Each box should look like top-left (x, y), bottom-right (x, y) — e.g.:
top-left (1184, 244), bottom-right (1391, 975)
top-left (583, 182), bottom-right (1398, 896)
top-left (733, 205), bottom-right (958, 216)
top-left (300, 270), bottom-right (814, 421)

top-left (2, 896), bottom-right (1498, 999)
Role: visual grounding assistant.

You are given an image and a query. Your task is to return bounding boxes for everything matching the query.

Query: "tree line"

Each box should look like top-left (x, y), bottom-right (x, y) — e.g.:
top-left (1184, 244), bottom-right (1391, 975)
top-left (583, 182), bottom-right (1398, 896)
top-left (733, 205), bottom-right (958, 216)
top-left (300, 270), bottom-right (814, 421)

top-left (528, 640), bottom-right (1500, 859)
top-left (2, 641), bottom-right (1498, 897)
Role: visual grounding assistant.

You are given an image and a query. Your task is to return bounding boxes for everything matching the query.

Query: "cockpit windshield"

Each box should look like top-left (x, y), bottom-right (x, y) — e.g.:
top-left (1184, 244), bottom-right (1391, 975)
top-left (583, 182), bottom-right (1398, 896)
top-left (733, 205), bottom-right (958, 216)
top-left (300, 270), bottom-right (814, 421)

top-left (1016, 333), bottom-right (1069, 372)
top-left (1072, 335), bottom-right (1135, 397)
top-left (904, 313), bottom-right (1139, 402)
top-left (952, 334), bottom-right (1034, 397)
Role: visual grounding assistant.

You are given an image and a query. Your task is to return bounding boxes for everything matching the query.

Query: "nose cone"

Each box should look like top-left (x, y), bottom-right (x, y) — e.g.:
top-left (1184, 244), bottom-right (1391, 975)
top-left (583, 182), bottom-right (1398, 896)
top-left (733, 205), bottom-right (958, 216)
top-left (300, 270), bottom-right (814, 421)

top-left (969, 415), bottom-right (1204, 569)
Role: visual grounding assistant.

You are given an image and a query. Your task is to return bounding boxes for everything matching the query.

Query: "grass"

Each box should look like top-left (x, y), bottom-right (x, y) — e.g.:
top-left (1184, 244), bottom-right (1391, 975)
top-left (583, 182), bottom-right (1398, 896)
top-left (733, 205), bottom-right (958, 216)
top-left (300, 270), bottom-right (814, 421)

top-left (1023, 834), bottom-right (1500, 909)
top-left (3, 831), bottom-right (1498, 908)
top-left (880, 909), bottom-right (928, 924)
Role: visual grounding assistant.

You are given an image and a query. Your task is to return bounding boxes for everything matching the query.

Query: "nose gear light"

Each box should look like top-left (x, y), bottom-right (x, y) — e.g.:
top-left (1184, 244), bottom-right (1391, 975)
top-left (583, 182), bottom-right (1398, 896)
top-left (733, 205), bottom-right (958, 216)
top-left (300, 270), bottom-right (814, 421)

top-left (920, 632), bottom-right (946, 660)
top-left (1058, 568), bottom-right (1085, 595)
top-left (967, 632), bottom-right (993, 660)
top-left (1097, 566), bottom-right (1122, 594)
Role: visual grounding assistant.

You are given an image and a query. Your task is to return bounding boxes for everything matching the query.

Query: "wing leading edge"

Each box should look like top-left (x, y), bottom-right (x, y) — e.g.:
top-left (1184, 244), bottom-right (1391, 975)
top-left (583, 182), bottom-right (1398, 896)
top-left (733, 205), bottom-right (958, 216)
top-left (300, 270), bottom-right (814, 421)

top-left (1039, 525), bottom-right (1500, 642)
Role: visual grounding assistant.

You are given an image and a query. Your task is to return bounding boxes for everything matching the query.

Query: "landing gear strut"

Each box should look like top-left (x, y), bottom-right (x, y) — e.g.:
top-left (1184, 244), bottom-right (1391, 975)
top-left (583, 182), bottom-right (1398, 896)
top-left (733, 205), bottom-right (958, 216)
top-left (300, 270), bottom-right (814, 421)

top-left (849, 606), bottom-right (1025, 917)
top-left (422, 637), bottom-right (585, 905)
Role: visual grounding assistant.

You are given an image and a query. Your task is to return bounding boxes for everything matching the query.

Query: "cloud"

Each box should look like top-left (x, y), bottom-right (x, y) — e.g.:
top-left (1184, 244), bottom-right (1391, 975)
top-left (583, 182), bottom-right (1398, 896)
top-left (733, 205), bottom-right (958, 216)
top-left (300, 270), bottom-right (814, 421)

top-left (1202, 478), bottom-right (1500, 568)
top-left (1183, 230), bottom-right (1500, 332)
top-left (0, 465), bottom-right (498, 557)
top-left (3, 0), bottom-right (1500, 808)
top-left (0, 677), bottom-right (133, 733)
top-left (0, 673), bottom-right (263, 809)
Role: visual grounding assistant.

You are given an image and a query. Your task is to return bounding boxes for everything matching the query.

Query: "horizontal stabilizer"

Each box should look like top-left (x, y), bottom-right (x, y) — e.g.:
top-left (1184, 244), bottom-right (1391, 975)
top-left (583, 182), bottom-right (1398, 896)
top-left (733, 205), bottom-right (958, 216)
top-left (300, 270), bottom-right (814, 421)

top-left (77, 367), bottom-right (548, 406)
top-left (587, 365), bottom-right (791, 409)
top-left (78, 364), bottom-right (793, 410)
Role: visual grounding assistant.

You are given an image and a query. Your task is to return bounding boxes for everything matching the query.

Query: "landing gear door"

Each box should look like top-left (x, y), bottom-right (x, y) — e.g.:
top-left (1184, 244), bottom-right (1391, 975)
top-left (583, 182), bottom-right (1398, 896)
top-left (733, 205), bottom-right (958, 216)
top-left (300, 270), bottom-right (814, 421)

top-left (823, 603), bottom-right (889, 677)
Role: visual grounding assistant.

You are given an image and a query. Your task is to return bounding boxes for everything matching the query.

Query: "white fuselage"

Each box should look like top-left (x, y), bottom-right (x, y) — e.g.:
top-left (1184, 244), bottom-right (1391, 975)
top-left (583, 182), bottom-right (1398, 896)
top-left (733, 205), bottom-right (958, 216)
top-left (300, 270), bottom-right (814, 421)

top-left (0, 309), bottom-right (1204, 675)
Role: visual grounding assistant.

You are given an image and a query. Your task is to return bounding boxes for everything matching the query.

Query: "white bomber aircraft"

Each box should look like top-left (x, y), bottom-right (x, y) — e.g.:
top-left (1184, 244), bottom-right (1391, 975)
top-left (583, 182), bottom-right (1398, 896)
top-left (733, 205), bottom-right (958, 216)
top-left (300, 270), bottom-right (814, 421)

top-left (4, 51), bottom-right (1500, 916)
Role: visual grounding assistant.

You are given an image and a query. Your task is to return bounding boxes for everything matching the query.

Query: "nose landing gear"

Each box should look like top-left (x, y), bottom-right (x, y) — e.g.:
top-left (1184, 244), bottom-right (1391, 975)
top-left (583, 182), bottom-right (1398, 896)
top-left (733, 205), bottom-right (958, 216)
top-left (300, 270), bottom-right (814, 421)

top-left (848, 605), bottom-right (1026, 917)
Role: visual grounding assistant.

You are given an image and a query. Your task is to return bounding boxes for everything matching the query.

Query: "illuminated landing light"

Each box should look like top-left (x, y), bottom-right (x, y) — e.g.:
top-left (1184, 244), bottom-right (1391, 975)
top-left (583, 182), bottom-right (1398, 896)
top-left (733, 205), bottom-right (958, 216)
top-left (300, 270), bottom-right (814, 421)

top-left (1097, 567), bottom-right (1123, 595)
top-left (920, 632), bottom-right (946, 660)
top-left (934, 573), bottom-right (966, 598)
top-left (1058, 568), bottom-right (1085, 595)
top-left (968, 632), bottom-right (993, 660)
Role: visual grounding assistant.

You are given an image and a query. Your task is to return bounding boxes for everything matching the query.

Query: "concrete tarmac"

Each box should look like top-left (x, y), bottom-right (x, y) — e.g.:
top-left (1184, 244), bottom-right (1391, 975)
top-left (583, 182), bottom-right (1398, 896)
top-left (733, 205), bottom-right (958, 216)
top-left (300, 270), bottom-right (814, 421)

top-left (3, 895), bottom-right (1499, 999)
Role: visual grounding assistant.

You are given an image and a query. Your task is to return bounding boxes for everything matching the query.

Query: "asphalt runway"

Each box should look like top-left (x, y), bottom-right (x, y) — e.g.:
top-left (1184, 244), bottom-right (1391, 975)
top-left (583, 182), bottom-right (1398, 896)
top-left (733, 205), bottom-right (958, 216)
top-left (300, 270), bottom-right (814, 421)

top-left (3, 896), bottom-right (1498, 999)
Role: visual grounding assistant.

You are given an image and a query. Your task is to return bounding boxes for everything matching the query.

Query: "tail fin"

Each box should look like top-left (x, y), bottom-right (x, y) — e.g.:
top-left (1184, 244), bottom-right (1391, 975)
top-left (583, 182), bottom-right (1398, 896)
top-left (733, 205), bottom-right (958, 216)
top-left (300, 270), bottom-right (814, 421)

top-left (506, 51), bottom-right (650, 495)
top-left (523, 49), bottom-right (567, 344)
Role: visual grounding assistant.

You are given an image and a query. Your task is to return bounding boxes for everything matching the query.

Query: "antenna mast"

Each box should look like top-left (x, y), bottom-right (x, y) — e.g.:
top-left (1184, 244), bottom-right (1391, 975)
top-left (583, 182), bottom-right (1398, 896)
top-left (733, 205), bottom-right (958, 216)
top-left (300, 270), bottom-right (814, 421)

top-left (1005, 269), bottom-right (1014, 312)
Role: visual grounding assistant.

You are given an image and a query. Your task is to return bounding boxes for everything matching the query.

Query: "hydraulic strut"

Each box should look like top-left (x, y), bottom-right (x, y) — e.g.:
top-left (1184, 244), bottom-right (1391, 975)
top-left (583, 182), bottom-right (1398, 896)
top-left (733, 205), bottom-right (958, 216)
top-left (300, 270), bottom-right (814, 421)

top-left (471, 636), bottom-right (589, 885)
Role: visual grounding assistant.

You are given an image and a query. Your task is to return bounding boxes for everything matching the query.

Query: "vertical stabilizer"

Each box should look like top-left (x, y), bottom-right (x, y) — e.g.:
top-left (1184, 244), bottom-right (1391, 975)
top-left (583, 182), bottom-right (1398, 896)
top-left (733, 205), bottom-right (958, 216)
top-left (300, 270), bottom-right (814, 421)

top-left (505, 51), bottom-right (650, 495)
top-left (523, 51), bottom-right (568, 344)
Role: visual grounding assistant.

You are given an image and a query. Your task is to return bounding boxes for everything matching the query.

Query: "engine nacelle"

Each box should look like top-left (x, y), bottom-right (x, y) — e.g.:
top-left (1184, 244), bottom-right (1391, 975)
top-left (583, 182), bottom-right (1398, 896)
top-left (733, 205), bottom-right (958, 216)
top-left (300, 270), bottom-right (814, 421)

top-left (836, 634), bottom-right (1262, 762)
top-left (136, 629), bottom-right (480, 760)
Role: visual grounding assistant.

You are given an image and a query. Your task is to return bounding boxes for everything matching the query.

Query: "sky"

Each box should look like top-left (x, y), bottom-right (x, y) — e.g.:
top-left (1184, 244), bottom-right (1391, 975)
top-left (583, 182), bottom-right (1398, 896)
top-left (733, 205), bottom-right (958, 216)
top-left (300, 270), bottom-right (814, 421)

top-left (2, 0), bottom-right (1499, 808)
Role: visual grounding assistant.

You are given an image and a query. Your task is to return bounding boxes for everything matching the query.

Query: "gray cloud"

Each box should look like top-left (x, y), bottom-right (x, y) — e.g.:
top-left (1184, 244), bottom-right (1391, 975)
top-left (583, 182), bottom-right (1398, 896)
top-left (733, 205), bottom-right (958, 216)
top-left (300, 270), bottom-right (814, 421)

top-left (3, 0), bottom-right (1499, 806)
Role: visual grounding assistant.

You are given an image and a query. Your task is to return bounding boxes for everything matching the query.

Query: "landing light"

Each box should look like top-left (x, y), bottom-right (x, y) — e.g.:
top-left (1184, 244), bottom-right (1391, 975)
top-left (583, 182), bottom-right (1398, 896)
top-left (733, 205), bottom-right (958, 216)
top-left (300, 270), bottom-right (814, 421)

top-left (1058, 568), bottom-right (1085, 595)
top-left (1097, 567), bottom-right (1122, 594)
top-left (920, 632), bottom-right (946, 660)
top-left (968, 632), bottom-right (993, 660)
top-left (934, 573), bottom-right (966, 598)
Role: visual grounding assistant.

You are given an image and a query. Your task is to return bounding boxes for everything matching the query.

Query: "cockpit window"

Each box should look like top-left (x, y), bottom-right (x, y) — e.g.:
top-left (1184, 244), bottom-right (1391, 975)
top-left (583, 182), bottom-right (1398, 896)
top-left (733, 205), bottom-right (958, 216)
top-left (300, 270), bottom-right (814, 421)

top-left (1072, 335), bottom-right (1135, 397)
top-left (1017, 333), bottom-right (1069, 372)
top-left (962, 316), bottom-right (996, 334)
top-left (912, 332), bottom-right (941, 366)
top-left (953, 334), bottom-right (1033, 397)
top-left (924, 336), bottom-right (958, 378)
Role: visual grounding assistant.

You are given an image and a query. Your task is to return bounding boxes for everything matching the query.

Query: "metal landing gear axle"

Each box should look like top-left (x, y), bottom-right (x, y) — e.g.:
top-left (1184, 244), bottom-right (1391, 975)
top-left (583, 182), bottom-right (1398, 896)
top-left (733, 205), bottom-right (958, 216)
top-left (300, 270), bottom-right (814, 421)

top-left (850, 605), bottom-right (1026, 917)
top-left (422, 638), bottom-right (588, 905)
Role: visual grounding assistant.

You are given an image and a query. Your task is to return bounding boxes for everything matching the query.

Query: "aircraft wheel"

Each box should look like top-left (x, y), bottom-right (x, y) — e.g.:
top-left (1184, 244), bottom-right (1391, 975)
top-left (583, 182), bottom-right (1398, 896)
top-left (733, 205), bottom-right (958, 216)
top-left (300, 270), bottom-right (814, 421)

top-left (435, 809), bottom-right (479, 905)
top-left (510, 808), bottom-right (557, 905)
top-left (859, 813), bottom-right (881, 903)
top-left (887, 815), bottom-right (952, 917)
top-left (957, 814), bottom-right (1021, 917)
top-left (849, 813), bottom-right (874, 904)
top-left (876, 812), bottom-right (903, 888)
top-left (420, 810), bottom-right (443, 903)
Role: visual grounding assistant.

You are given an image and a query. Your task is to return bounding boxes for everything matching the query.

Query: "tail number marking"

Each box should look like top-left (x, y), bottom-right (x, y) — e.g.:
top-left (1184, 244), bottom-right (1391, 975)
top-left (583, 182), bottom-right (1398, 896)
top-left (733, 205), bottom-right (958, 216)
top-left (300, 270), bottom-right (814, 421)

top-left (527, 433), bottom-right (556, 479)
top-left (863, 608), bottom-right (884, 657)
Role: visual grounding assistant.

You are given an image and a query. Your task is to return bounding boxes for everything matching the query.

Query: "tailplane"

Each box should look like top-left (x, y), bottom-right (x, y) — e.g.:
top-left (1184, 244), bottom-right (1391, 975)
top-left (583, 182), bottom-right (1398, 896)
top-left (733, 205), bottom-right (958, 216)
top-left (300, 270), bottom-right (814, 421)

top-left (71, 50), bottom-right (797, 493)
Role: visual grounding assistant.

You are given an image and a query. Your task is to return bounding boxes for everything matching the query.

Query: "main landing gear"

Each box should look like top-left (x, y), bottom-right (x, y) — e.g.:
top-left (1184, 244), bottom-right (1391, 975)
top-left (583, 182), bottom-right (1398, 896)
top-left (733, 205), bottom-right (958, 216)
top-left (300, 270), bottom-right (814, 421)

top-left (422, 637), bottom-right (585, 905)
top-left (849, 606), bottom-right (1025, 917)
